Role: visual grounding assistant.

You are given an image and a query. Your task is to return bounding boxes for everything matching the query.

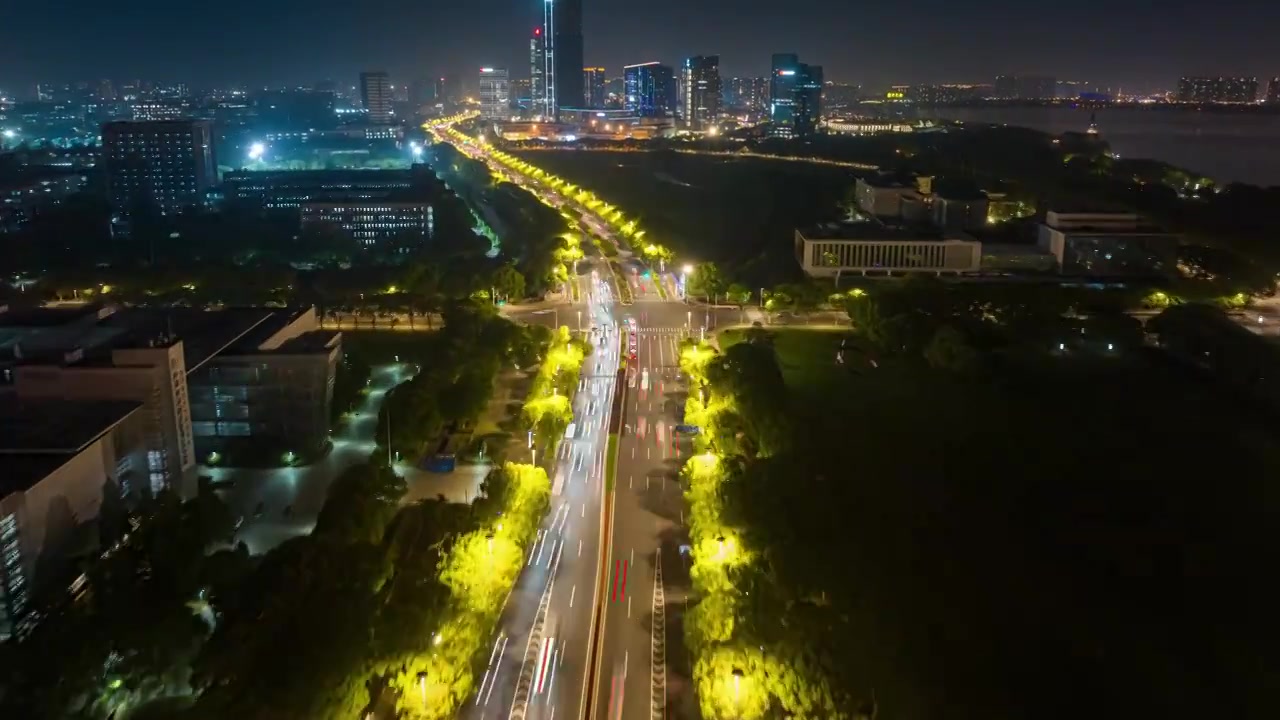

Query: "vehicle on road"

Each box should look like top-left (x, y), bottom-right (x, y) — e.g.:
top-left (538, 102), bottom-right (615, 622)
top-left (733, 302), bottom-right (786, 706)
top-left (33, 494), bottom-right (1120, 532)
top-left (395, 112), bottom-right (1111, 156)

top-left (565, 422), bottom-right (577, 440)
top-left (674, 424), bottom-right (701, 435)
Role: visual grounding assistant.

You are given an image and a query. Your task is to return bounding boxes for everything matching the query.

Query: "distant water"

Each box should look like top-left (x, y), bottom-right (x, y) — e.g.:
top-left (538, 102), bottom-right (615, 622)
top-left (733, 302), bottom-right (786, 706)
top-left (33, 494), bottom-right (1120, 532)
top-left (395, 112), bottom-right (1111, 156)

top-left (912, 106), bottom-right (1280, 187)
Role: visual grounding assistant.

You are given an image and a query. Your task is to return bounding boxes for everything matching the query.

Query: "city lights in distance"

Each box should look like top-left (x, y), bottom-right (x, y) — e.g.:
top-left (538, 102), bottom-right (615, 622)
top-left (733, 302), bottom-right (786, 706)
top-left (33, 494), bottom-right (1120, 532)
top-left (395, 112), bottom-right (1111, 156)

top-left (1, 129), bottom-right (15, 139)
top-left (248, 142), bottom-right (265, 160)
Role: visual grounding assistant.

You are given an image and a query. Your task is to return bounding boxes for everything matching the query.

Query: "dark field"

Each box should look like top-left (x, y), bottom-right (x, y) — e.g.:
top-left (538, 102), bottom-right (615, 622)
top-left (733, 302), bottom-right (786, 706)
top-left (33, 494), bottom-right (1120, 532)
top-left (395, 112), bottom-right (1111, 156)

top-left (511, 149), bottom-right (858, 285)
top-left (718, 327), bottom-right (1280, 720)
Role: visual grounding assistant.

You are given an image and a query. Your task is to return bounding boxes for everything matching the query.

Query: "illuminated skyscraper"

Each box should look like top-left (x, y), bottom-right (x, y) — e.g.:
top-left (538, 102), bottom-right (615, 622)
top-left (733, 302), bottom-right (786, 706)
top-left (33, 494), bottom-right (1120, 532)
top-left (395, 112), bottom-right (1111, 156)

top-left (531, 28), bottom-right (546, 114)
top-left (624, 62), bottom-right (676, 117)
top-left (769, 54), bottom-right (822, 138)
top-left (360, 71), bottom-right (393, 124)
top-left (681, 55), bottom-right (721, 130)
top-left (584, 67), bottom-right (606, 108)
top-left (478, 68), bottom-right (510, 119)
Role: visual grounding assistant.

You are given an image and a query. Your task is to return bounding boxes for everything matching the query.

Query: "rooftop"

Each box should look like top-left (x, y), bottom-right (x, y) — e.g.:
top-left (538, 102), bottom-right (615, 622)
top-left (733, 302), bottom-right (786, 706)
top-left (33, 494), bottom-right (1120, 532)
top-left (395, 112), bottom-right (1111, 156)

top-left (0, 304), bottom-right (318, 372)
top-left (860, 173), bottom-right (917, 189)
top-left (0, 397), bottom-right (142, 454)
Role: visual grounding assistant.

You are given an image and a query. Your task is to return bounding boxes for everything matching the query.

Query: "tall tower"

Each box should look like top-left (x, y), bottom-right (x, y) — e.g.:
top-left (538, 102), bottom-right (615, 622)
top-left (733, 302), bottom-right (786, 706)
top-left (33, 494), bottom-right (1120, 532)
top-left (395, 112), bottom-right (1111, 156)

top-left (681, 56), bottom-right (721, 130)
top-left (360, 71), bottom-right (393, 124)
top-left (530, 27), bottom-right (546, 115)
top-left (551, 0), bottom-right (584, 114)
top-left (542, 0), bottom-right (557, 119)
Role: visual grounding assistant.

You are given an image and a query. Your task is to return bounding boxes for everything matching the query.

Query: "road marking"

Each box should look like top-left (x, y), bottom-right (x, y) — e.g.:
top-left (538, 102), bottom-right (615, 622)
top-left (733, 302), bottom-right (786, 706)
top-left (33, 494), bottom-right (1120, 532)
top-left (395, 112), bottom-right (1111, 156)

top-left (646, 476), bottom-right (650, 489)
top-left (631, 548), bottom-right (635, 565)
top-left (629, 476), bottom-right (633, 488)
top-left (650, 551), bottom-right (667, 720)
top-left (570, 584), bottom-right (576, 607)
top-left (647, 447), bottom-right (651, 459)
top-left (582, 503), bottom-right (586, 518)
top-left (624, 650), bottom-right (629, 679)
top-left (628, 595), bottom-right (632, 617)
top-left (578, 539), bottom-right (583, 557)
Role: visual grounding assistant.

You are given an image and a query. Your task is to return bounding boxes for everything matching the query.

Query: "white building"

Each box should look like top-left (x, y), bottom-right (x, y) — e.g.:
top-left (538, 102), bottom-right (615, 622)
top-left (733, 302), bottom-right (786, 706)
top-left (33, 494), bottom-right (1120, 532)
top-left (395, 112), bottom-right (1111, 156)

top-left (479, 67), bottom-right (511, 120)
top-left (795, 220), bottom-right (982, 278)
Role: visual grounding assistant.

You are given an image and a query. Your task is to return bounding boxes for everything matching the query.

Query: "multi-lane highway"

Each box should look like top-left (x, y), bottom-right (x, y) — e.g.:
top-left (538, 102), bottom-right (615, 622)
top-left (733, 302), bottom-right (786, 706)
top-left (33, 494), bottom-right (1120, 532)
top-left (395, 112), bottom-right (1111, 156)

top-left (432, 118), bottom-right (704, 720)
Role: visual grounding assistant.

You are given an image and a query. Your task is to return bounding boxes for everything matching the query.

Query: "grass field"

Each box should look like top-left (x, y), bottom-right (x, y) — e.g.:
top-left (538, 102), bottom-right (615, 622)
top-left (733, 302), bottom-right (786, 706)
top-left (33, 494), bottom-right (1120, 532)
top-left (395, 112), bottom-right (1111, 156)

top-left (719, 327), bottom-right (1280, 719)
top-left (511, 150), bottom-right (858, 286)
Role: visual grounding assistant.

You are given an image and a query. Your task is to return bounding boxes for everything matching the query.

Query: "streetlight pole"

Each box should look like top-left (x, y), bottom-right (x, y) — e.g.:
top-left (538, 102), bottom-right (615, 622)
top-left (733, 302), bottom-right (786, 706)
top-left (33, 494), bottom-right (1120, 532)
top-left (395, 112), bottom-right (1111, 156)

top-left (577, 310), bottom-right (582, 332)
top-left (386, 406), bottom-right (393, 467)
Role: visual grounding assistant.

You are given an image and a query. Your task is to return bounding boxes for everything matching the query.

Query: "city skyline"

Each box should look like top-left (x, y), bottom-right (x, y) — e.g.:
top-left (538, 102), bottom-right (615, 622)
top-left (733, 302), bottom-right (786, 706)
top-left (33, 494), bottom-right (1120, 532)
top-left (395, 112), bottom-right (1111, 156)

top-left (2, 0), bottom-right (1278, 93)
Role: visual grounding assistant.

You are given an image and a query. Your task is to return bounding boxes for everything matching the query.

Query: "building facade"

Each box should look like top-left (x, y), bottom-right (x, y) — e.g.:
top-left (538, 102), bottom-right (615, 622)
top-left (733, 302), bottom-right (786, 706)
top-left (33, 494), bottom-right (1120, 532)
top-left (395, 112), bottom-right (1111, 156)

top-left (680, 56), bottom-right (721, 130)
top-left (769, 54), bottom-right (822, 137)
top-left (530, 28), bottom-right (546, 114)
top-left (1176, 76), bottom-right (1258, 104)
top-left (300, 201), bottom-right (434, 244)
top-left (795, 224), bottom-right (982, 277)
top-left (1037, 211), bottom-right (1179, 278)
top-left (583, 67), bottom-right (606, 108)
top-left (187, 308), bottom-right (340, 461)
top-left (0, 398), bottom-right (149, 640)
top-left (101, 119), bottom-right (218, 237)
top-left (360, 71), bottom-right (393, 124)
top-left (723, 77), bottom-right (768, 114)
top-left (479, 67), bottom-right (511, 119)
top-left (551, 0), bottom-right (585, 114)
top-left (624, 62), bottom-right (676, 117)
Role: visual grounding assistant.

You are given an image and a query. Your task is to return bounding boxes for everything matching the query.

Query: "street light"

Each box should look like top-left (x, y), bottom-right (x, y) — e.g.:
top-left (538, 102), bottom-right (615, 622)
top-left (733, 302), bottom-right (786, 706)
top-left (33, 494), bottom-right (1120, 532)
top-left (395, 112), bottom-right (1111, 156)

top-left (577, 309), bottom-right (582, 332)
top-left (248, 142), bottom-right (265, 161)
top-left (732, 667), bottom-right (744, 702)
top-left (418, 671), bottom-right (428, 704)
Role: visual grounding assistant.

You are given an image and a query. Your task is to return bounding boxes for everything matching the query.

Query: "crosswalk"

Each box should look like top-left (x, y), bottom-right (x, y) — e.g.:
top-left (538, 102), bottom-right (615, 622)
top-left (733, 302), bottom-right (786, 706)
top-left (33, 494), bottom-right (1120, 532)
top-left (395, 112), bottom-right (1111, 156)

top-left (632, 327), bottom-right (694, 336)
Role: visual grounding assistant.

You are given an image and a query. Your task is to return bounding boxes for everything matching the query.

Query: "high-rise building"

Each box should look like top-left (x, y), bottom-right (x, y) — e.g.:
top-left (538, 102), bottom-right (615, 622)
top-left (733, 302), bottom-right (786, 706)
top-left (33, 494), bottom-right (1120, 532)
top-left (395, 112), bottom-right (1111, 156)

top-left (624, 62), bottom-right (676, 117)
top-left (724, 77), bottom-right (769, 113)
top-left (769, 54), bottom-right (822, 138)
top-left (794, 64), bottom-right (823, 136)
top-left (552, 0), bottom-right (585, 113)
top-left (96, 78), bottom-right (116, 101)
top-left (680, 56), bottom-right (721, 130)
top-left (531, 27), bottom-right (546, 114)
top-left (101, 119), bottom-right (218, 236)
top-left (584, 67), bottom-right (606, 108)
top-left (360, 71), bottom-right (393, 124)
top-left (1268, 78), bottom-right (1280, 104)
top-left (1177, 76), bottom-right (1259, 104)
top-left (994, 74), bottom-right (1017, 99)
top-left (479, 67), bottom-right (511, 119)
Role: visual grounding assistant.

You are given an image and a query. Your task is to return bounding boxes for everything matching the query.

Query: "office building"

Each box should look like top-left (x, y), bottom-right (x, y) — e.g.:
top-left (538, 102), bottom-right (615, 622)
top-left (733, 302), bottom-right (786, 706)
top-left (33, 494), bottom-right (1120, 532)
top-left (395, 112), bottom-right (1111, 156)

top-left (680, 56), bottom-right (721, 130)
top-left (1038, 211), bottom-right (1179, 278)
top-left (531, 28), bottom-right (546, 113)
top-left (584, 67), bottom-right (606, 108)
top-left (624, 62), bottom-right (676, 117)
top-left (186, 309), bottom-right (340, 462)
top-left (1, 172), bottom-right (88, 234)
top-left (552, 0), bottom-right (585, 114)
top-left (0, 397), bottom-right (150, 639)
top-left (479, 67), bottom-right (510, 119)
top-left (360, 71), bottom-right (393, 123)
top-left (220, 169), bottom-right (429, 210)
top-left (1176, 76), bottom-right (1259, 104)
top-left (769, 54), bottom-right (823, 138)
top-left (300, 201), bottom-right (434, 245)
top-left (101, 119), bottom-right (218, 236)
top-left (2, 304), bottom-right (343, 487)
top-left (1267, 78), bottom-right (1280, 104)
top-left (795, 220), bottom-right (982, 278)
top-left (724, 77), bottom-right (769, 113)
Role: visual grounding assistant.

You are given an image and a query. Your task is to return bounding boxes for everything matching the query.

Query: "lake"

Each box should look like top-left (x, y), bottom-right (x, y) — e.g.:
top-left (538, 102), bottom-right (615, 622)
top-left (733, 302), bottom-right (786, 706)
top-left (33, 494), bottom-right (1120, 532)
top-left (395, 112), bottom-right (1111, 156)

top-left (908, 105), bottom-right (1280, 187)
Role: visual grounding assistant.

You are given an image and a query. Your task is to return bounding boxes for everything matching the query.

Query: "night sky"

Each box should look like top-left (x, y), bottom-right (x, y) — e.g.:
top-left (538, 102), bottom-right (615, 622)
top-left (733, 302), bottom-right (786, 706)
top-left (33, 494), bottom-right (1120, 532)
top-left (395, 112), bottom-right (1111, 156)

top-left (2, 0), bottom-right (1276, 92)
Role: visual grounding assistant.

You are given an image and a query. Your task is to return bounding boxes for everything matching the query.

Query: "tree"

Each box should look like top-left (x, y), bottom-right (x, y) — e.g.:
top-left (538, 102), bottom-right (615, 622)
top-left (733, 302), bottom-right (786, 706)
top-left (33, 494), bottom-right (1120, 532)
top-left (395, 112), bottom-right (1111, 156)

top-left (688, 262), bottom-right (726, 302)
top-left (923, 325), bottom-right (979, 372)
top-left (725, 283), bottom-right (752, 308)
top-left (313, 460), bottom-right (408, 545)
top-left (490, 263), bottom-right (527, 303)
